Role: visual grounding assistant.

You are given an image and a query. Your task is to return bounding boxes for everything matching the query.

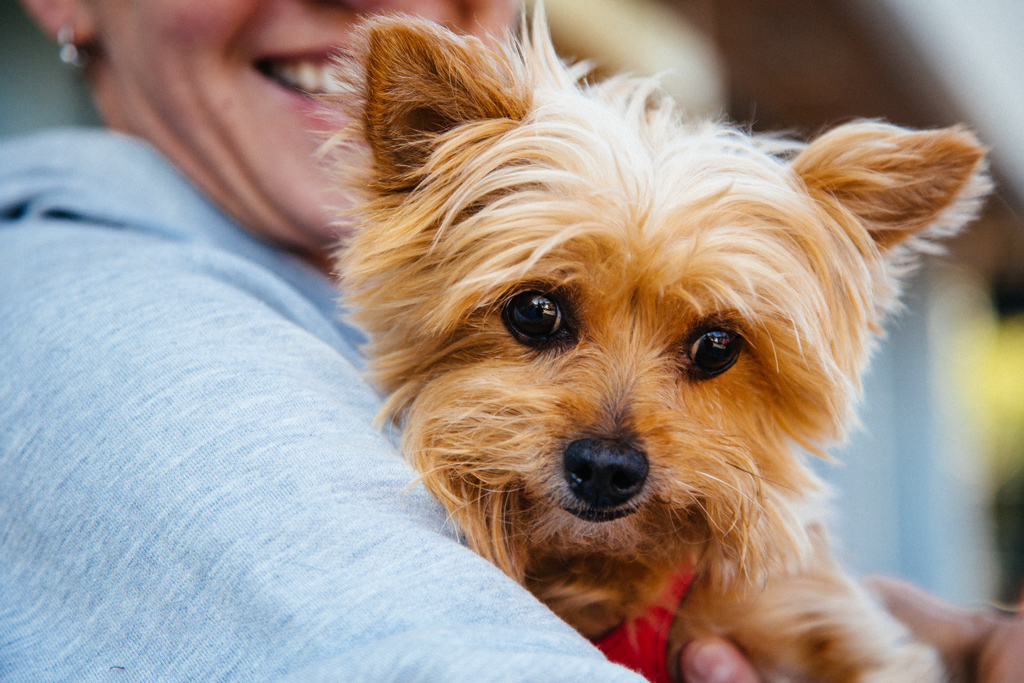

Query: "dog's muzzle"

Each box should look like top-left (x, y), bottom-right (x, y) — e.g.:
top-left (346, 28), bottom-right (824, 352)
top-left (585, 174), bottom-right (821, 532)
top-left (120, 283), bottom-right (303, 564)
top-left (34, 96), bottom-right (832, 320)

top-left (562, 438), bottom-right (648, 521)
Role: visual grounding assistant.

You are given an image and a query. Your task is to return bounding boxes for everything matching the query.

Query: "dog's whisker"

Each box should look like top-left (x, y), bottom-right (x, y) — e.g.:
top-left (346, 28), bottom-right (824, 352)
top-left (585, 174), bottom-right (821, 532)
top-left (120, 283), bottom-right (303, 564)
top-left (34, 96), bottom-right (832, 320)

top-left (688, 496), bottom-right (729, 540)
top-left (692, 470), bottom-right (759, 510)
top-left (725, 461), bottom-right (797, 495)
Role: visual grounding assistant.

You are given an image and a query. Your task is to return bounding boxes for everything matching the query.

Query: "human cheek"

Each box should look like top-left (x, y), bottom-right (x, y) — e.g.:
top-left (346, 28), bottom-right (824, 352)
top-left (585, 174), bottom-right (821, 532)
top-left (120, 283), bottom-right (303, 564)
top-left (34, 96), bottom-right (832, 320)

top-left (343, 0), bottom-right (405, 10)
top-left (385, 0), bottom-right (475, 26)
top-left (462, 0), bottom-right (519, 33)
top-left (138, 0), bottom-right (260, 49)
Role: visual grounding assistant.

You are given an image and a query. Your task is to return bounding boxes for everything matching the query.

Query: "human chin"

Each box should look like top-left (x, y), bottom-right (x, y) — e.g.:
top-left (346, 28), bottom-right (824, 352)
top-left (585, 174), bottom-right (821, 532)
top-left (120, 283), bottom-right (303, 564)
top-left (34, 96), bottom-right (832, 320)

top-left (253, 141), bottom-right (347, 253)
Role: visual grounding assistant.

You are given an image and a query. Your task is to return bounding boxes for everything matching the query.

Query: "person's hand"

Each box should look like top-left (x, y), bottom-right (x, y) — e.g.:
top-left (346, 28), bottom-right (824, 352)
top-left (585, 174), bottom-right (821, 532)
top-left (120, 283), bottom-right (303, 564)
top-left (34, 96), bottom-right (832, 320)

top-left (677, 576), bottom-right (1024, 683)
top-left (678, 637), bottom-right (762, 683)
top-left (867, 575), bottom-right (1024, 682)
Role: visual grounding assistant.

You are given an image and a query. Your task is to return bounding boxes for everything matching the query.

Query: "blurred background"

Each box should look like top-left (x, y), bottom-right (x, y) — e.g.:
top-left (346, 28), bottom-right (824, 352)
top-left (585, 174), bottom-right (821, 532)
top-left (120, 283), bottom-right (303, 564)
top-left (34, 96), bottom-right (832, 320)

top-left (3, 0), bottom-right (1022, 607)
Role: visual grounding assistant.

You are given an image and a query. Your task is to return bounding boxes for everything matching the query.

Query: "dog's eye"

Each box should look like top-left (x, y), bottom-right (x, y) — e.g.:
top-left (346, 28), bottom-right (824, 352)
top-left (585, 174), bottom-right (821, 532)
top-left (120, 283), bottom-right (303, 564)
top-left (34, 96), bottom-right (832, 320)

top-left (688, 329), bottom-right (743, 377)
top-left (504, 291), bottom-right (563, 342)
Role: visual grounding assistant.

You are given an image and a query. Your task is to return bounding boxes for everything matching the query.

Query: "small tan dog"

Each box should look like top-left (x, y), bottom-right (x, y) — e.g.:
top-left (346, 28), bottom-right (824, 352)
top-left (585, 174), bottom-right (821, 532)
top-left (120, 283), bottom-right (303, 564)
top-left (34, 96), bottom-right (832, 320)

top-left (325, 12), bottom-right (990, 682)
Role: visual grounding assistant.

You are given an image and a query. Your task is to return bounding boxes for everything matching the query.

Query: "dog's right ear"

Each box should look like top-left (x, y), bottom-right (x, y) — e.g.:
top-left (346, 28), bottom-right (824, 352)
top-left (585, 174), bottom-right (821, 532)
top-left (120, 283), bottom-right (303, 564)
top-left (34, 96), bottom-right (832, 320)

top-left (348, 17), bottom-right (532, 186)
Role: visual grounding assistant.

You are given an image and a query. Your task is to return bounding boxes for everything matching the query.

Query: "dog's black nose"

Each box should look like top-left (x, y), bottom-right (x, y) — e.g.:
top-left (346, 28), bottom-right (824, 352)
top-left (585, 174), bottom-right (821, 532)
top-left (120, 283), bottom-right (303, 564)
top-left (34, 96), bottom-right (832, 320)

top-left (563, 438), bottom-right (648, 510)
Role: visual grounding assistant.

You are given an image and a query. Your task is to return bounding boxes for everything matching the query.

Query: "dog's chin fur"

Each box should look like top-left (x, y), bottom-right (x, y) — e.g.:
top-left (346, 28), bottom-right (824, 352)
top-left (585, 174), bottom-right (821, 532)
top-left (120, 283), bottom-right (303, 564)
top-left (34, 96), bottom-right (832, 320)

top-left (323, 10), bottom-right (991, 680)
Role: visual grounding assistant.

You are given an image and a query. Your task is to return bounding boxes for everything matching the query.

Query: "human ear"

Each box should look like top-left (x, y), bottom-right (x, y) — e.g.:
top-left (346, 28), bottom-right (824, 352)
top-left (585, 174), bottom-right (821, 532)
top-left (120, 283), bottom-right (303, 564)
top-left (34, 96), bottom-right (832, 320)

top-left (18, 0), bottom-right (97, 48)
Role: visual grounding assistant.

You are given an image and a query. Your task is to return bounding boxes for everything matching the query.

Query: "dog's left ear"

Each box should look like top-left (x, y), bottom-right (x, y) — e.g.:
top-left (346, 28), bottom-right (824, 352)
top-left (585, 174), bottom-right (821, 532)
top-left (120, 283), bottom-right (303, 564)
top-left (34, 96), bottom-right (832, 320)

top-left (792, 122), bottom-right (990, 252)
top-left (352, 16), bottom-right (532, 185)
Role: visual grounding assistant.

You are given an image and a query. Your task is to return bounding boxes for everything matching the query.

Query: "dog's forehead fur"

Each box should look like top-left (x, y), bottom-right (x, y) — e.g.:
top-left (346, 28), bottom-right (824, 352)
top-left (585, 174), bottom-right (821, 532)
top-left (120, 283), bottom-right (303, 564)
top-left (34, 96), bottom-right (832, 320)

top-left (441, 108), bottom-right (840, 320)
top-left (397, 80), bottom-right (870, 400)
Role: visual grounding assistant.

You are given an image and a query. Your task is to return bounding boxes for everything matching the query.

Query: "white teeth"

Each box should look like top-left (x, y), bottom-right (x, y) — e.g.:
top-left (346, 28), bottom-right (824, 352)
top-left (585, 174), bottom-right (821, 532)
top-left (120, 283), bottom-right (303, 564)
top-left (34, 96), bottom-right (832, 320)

top-left (265, 60), bottom-right (341, 95)
top-left (295, 62), bottom-right (316, 93)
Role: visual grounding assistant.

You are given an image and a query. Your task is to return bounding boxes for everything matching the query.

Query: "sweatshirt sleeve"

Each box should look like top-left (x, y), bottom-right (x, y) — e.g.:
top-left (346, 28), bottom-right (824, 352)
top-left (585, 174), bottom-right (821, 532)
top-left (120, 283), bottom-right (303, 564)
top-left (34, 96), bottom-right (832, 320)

top-left (0, 217), bottom-right (646, 683)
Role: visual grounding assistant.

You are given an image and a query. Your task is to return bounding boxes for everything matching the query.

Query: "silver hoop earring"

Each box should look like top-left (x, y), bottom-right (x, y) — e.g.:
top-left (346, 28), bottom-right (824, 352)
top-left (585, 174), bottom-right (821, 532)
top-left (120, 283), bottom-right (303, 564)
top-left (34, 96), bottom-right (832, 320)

top-left (57, 24), bottom-right (87, 67)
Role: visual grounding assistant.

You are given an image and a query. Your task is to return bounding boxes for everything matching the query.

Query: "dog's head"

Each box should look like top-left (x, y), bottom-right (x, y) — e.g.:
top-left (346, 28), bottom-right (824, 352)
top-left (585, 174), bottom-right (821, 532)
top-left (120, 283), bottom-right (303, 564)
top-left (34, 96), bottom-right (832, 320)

top-left (326, 15), bottom-right (989, 592)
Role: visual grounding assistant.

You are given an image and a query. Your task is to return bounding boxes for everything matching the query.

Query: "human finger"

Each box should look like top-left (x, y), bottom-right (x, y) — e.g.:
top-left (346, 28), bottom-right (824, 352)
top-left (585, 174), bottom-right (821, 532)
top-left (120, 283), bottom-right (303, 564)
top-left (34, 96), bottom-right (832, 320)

top-left (865, 575), bottom-right (1000, 679)
top-left (679, 638), bottom-right (763, 683)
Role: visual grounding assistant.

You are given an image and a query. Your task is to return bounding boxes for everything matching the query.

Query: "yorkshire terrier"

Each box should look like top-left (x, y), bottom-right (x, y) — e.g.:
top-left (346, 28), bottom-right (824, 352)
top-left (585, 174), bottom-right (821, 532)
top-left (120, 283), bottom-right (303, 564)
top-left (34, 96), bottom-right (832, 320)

top-left (324, 12), bottom-right (991, 683)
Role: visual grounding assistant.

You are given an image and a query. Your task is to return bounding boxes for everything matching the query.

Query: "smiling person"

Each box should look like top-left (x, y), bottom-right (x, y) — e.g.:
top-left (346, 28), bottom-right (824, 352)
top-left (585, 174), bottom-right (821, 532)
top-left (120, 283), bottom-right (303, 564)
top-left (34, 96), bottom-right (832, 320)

top-left (5, 1), bottom-right (1017, 681)
top-left (0, 0), bottom-right (659, 681)
top-left (30, 0), bottom-right (515, 260)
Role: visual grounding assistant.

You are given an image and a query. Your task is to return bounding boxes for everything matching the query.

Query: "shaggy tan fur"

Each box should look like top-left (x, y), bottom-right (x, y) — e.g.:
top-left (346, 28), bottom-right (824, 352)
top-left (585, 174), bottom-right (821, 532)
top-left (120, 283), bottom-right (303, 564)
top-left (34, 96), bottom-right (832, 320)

top-left (323, 11), bottom-right (990, 682)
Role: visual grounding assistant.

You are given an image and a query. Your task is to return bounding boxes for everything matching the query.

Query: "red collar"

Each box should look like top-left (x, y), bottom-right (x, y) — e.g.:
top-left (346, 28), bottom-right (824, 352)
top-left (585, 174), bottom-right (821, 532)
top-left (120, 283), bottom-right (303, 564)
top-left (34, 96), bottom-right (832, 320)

top-left (592, 570), bottom-right (694, 683)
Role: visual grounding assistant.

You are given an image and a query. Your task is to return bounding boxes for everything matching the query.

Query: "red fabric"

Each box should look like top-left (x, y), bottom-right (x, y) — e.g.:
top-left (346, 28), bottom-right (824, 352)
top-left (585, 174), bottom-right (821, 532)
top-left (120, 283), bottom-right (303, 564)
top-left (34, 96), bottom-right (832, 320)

top-left (592, 570), bottom-right (694, 683)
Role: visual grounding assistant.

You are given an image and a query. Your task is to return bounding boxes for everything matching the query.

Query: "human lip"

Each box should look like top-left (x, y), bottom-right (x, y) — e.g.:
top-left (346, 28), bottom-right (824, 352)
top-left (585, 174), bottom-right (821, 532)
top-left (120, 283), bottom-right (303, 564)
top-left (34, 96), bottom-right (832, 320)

top-left (255, 53), bottom-right (346, 96)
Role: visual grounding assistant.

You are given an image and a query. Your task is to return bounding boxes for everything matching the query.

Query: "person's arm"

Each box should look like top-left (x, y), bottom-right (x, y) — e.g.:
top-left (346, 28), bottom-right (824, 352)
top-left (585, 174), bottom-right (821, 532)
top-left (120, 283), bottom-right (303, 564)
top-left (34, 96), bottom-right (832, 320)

top-left (0, 213), bottom-right (646, 682)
